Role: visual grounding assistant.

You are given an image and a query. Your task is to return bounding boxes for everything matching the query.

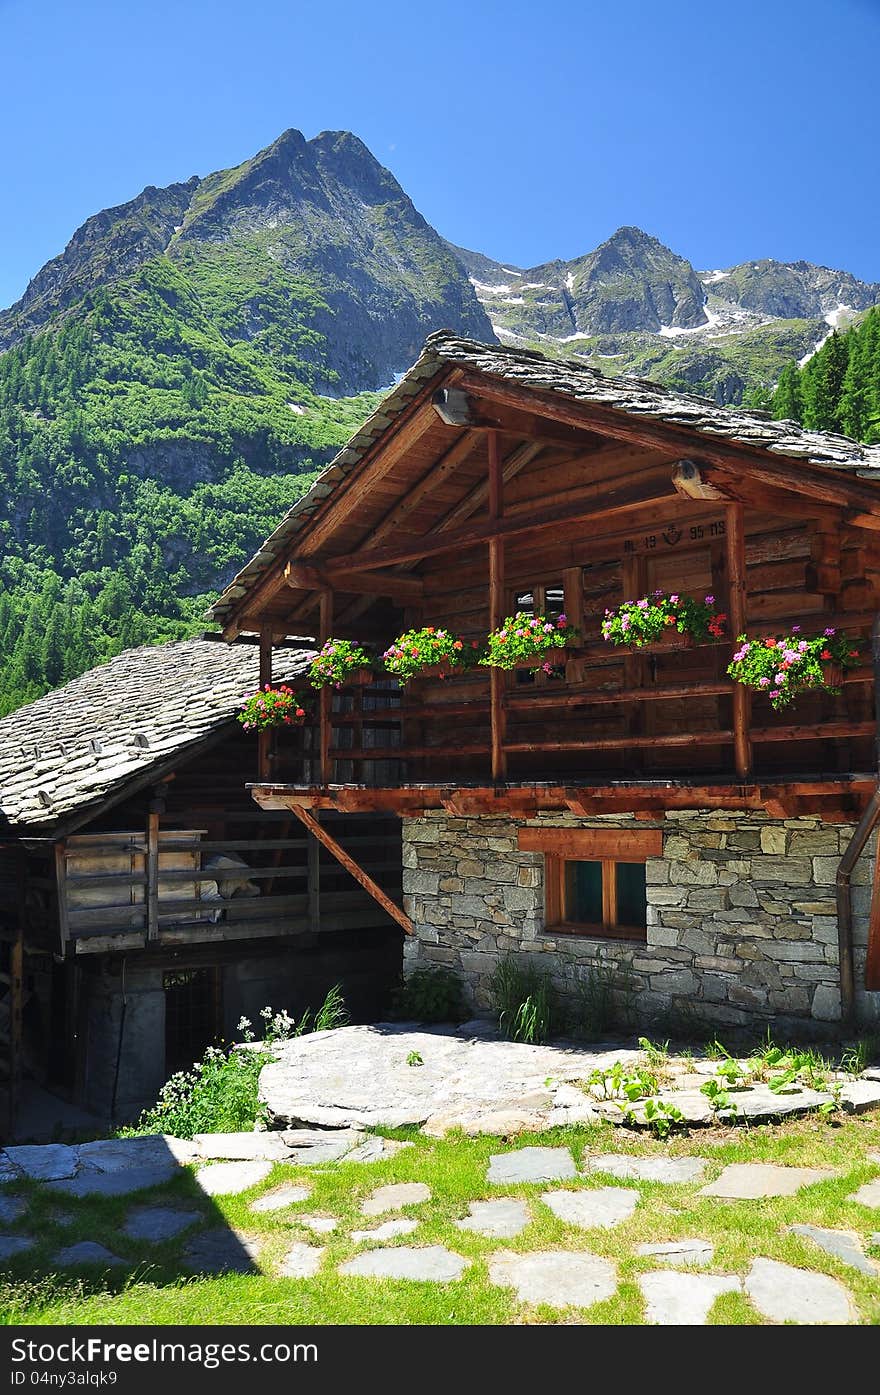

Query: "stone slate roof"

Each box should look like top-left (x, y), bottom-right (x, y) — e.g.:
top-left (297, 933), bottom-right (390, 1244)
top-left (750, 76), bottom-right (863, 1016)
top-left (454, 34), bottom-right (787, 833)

top-left (0, 639), bottom-right (313, 833)
top-left (209, 332), bottom-right (880, 632)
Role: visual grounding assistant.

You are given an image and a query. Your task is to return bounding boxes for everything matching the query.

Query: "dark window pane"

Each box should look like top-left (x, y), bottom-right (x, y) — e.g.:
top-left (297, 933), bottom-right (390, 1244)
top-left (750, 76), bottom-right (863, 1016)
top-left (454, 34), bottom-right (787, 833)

top-left (564, 860), bottom-right (603, 924)
top-left (616, 862), bottom-right (647, 927)
top-left (515, 591), bottom-right (534, 613)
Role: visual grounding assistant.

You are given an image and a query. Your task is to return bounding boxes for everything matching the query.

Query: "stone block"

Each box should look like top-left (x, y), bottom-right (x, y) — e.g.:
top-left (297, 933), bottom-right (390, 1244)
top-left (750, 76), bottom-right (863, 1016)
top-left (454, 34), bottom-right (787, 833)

top-left (728, 884), bottom-right (759, 908)
top-left (750, 856), bottom-right (813, 884)
top-left (664, 836), bottom-right (694, 861)
top-left (645, 860), bottom-right (670, 884)
top-left (811, 984), bottom-right (842, 1021)
top-left (788, 831), bottom-right (841, 856)
top-left (649, 970), bottom-right (698, 995)
top-left (669, 861), bottom-right (718, 887)
top-left (759, 827), bottom-right (788, 855)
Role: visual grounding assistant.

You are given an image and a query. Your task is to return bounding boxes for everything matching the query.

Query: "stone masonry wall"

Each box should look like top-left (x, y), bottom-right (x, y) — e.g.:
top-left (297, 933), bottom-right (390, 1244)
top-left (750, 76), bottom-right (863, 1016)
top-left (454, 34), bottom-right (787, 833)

top-left (402, 811), bottom-right (880, 1034)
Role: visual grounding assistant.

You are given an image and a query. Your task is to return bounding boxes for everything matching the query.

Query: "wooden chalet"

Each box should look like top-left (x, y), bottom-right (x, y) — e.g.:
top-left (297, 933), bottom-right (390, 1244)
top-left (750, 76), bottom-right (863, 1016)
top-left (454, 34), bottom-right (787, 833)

top-left (211, 333), bottom-right (880, 1036)
top-left (0, 639), bottom-right (401, 1133)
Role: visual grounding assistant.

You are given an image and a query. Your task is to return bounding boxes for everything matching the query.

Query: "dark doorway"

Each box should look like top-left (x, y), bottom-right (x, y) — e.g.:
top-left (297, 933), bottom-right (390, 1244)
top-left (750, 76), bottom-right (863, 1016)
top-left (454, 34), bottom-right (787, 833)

top-left (163, 967), bottom-right (221, 1075)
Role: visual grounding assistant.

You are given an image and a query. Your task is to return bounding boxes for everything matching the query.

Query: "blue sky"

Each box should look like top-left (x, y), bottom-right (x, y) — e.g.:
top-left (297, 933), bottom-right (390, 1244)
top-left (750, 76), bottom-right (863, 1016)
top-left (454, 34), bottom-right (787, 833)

top-left (0, 0), bottom-right (878, 308)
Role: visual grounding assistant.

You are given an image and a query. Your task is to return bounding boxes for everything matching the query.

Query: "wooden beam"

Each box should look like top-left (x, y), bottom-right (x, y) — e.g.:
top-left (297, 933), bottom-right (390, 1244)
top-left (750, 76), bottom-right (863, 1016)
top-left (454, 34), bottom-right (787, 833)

top-left (517, 827), bottom-right (662, 857)
top-left (289, 805), bottom-right (413, 935)
top-left (284, 561), bottom-right (424, 604)
top-left (726, 502), bottom-right (752, 780)
top-left (324, 477), bottom-right (676, 576)
top-left (436, 441), bottom-right (543, 532)
top-left (453, 371), bottom-right (880, 521)
top-left (298, 394), bottom-right (452, 557)
top-left (250, 777), bottom-right (876, 817)
top-left (364, 430), bottom-right (480, 544)
top-left (319, 590), bottom-right (333, 785)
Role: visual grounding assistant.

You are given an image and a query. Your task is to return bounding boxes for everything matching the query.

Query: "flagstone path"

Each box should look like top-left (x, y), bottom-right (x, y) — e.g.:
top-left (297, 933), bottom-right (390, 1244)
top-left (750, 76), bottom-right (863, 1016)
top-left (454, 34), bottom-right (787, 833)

top-left (1, 1086), bottom-right (878, 1322)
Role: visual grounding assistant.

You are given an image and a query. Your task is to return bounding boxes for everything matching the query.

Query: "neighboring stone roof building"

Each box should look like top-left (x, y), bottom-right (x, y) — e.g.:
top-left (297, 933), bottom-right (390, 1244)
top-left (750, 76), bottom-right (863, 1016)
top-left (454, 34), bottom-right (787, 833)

top-left (209, 331), bottom-right (880, 630)
top-left (0, 638), bottom-right (313, 833)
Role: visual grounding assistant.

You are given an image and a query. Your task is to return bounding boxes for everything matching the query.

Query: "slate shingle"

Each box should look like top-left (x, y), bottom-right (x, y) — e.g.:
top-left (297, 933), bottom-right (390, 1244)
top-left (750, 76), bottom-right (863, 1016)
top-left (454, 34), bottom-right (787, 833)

top-left (0, 639), bottom-right (313, 832)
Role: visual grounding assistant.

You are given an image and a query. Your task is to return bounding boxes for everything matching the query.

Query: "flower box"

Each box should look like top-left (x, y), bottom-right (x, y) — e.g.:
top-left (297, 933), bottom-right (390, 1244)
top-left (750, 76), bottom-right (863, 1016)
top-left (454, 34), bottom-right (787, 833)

top-left (309, 639), bottom-right (375, 691)
top-left (237, 685), bottom-right (309, 731)
top-left (602, 592), bottom-right (726, 649)
top-left (482, 613), bottom-right (579, 671)
top-left (727, 628), bottom-right (859, 710)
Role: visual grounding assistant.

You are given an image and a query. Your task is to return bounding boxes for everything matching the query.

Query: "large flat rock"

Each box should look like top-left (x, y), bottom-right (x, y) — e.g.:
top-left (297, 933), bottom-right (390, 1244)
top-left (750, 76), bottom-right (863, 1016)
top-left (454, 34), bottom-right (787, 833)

top-left (639, 1271), bottom-right (740, 1325)
top-left (487, 1250), bottom-right (617, 1309)
top-left (541, 1187), bottom-right (639, 1229)
top-left (745, 1258), bottom-right (857, 1324)
top-left (701, 1163), bottom-right (837, 1199)
top-left (259, 1023), bottom-right (638, 1131)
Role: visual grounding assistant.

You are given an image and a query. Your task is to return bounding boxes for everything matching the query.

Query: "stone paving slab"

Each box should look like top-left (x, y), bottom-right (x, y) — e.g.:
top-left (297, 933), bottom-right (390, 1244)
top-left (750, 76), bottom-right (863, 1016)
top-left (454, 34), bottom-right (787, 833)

top-left (287, 1137), bottom-right (365, 1166)
top-left (77, 1136), bottom-right (196, 1171)
top-left (789, 1224), bottom-right (879, 1277)
top-left (194, 1161), bottom-right (274, 1197)
top-left (249, 1184), bottom-right (312, 1213)
top-left (0, 1195), bottom-right (26, 1225)
top-left (361, 1182), bottom-right (431, 1215)
top-left (636, 1240), bottom-right (714, 1268)
top-left (183, 1229), bottom-right (264, 1274)
top-left (278, 1241), bottom-right (325, 1278)
top-left (49, 1165), bottom-right (180, 1199)
top-left (487, 1250), bottom-right (617, 1308)
top-left (344, 1138), bottom-right (414, 1163)
top-left (585, 1154), bottom-right (709, 1184)
top-left (295, 1214), bottom-right (338, 1235)
top-left (350, 1218), bottom-right (419, 1244)
top-left (424, 1107), bottom-right (550, 1138)
top-left (2, 1144), bottom-right (78, 1181)
top-left (340, 1245), bottom-right (470, 1282)
top-left (192, 1132), bottom-right (294, 1162)
top-left (455, 1198), bottom-right (531, 1239)
top-left (122, 1206), bottom-right (203, 1243)
top-left (0, 1234), bottom-right (34, 1259)
top-left (745, 1257), bottom-right (857, 1324)
top-left (54, 1241), bottom-right (125, 1268)
top-left (260, 1022), bottom-right (640, 1131)
top-left (839, 1081), bottom-right (880, 1113)
top-left (542, 1187), bottom-right (639, 1230)
top-left (487, 1147), bottom-right (576, 1185)
top-left (639, 1271), bottom-right (740, 1325)
top-left (849, 1179), bottom-right (880, 1208)
top-left (700, 1163), bottom-right (837, 1198)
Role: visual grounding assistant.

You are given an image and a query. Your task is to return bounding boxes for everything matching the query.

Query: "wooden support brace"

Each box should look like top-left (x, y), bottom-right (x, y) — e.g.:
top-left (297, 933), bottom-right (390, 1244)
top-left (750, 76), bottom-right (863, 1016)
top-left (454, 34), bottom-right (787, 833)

top-left (146, 811), bottom-right (160, 940)
top-left (289, 805), bottom-right (413, 935)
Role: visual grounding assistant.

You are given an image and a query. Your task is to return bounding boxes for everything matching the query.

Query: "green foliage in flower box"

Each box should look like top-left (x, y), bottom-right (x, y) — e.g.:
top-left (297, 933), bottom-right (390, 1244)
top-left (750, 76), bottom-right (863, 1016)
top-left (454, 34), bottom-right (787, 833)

top-left (727, 628), bottom-right (859, 710)
top-left (601, 591), bottom-right (726, 647)
top-left (237, 684), bottom-right (308, 730)
top-left (308, 638), bottom-right (373, 689)
top-left (481, 612), bottom-right (578, 671)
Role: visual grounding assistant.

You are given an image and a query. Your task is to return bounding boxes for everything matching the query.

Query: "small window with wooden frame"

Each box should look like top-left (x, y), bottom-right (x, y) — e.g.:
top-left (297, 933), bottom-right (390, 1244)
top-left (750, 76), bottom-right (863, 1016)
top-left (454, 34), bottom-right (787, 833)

top-left (517, 827), bottom-right (661, 941)
top-left (512, 583), bottom-right (566, 686)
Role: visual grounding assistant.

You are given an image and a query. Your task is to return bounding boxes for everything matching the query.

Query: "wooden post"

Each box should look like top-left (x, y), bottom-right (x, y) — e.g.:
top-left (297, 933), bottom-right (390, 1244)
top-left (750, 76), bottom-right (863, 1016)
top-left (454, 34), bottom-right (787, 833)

top-left (290, 805), bottom-right (414, 935)
top-left (319, 590), bottom-right (333, 785)
top-left (258, 629), bottom-right (274, 782)
top-left (8, 853), bottom-right (25, 1137)
top-left (488, 431), bottom-right (507, 782)
top-left (146, 809), bottom-right (160, 941)
top-left (622, 554), bottom-right (647, 772)
top-left (54, 842), bottom-right (70, 950)
top-left (308, 816), bottom-right (321, 933)
top-left (726, 502), bottom-right (752, 780)
top-left (866, 842), bottom-right (880, 992)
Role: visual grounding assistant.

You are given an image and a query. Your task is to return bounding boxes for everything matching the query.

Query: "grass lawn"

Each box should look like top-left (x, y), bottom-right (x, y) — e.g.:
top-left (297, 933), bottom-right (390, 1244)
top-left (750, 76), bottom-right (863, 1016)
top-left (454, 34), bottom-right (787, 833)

top-left (2, 1109), bottom-right (879, 1325)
